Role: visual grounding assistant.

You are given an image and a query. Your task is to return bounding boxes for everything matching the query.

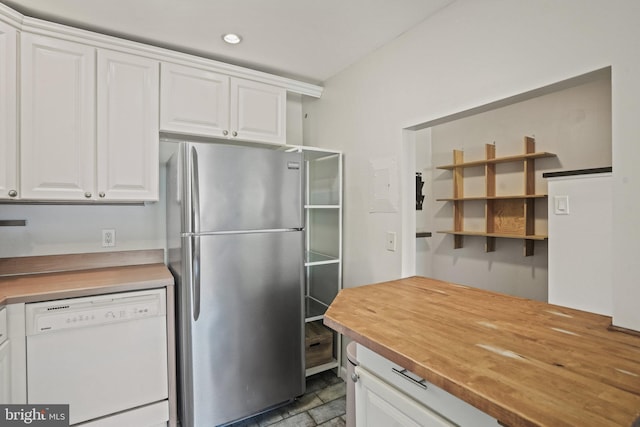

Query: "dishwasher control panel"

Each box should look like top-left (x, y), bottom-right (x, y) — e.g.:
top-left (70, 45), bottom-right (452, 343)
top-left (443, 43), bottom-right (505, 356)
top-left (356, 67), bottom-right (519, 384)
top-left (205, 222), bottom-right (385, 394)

top-left (25, 288), bottom-right (166, 335)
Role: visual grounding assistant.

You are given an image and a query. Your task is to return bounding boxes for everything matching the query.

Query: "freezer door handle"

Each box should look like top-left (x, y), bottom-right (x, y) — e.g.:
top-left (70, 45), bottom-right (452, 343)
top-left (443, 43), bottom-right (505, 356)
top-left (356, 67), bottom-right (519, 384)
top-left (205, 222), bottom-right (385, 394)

top-left (190, 146), bottom-right (201, 234)
top-left (192, 235), bottom-right (201, 321)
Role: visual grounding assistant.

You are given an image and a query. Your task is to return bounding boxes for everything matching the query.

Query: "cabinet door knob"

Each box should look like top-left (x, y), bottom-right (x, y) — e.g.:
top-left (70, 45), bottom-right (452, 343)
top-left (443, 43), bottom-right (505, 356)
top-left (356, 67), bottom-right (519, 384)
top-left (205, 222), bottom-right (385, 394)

top-left (223, 130), bottom-right (229, 136)
top-left (99, 192), bottom-right (106, 198)
top-left (351, 372), bottom-right (359, 383)
top-left (8, 190), bottom-right (17, 197)
top-left (232, 131), bottom-right (238, 137)
top-left (84, 192), bottom-right (92, 198)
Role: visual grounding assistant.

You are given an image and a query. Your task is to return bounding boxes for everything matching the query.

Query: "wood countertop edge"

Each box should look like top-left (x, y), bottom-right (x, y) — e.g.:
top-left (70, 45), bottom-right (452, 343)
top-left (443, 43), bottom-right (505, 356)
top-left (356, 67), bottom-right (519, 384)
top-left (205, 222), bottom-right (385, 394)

top-left (324, 315), bottom-right (534, 427)
top-left (0, 263), bottom-right (174, 306)
top-left (324, 278), bottom-right (640, 427)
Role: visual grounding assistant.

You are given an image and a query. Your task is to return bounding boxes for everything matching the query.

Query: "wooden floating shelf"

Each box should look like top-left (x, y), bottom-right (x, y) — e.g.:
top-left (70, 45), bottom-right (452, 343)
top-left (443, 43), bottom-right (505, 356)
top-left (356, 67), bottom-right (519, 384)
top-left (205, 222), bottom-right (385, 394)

top-left (436, 194), bottom-right (547, 202)
top-left (437, 151), bottom-right (556, 170)
top-left (437, 230), bottom-right (548, 240)
top-left (437, 137), bottom-right (556, 256)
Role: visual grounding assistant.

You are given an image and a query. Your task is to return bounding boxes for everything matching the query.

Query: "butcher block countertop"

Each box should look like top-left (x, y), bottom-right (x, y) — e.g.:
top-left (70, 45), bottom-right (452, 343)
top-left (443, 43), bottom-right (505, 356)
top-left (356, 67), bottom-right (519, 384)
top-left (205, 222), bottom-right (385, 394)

top-left (324, 276), bottom-right (640, 427)
top-left (0, 249), bottom-right (174, 305)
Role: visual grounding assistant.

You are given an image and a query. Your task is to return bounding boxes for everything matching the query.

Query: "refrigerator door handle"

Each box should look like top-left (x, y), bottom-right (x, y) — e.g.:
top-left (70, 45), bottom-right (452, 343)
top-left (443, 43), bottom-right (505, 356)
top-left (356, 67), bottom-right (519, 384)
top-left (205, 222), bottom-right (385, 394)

top-left (190, 146), bottom-right (201, 234)
top-left (192, 235), bottom-right (201, 321)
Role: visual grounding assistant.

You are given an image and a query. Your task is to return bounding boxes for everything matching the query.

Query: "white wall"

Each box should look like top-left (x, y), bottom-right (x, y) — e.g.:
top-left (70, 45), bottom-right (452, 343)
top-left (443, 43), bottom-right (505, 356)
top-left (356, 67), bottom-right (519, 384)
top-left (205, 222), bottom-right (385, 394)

top-left (415, 129), bottom-right (432, 278)
top-left (547, 173), bottom-right (612, 316)
top-left (303, 0), bottom-right (640, 330)
top-left (426, 76), bottom-right (610, 301)
top-left (0, 168), bottom-right (167, 257)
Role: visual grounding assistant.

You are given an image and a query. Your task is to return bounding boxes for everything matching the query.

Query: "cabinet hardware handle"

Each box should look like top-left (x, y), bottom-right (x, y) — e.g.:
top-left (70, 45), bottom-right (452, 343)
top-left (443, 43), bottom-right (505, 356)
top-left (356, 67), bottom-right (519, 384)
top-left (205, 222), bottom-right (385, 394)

top-left (99, 192), bottom-right (105, 198)
top-left (232, 131), bottom-right (238, 137)
top-left (223, 130), bottom-right (229, 136)
top-left (8, 190), bottom-right (17, 197)
top-left (351, 372), bottom-right (359, 383)
top-left (392, 367), bottom-right (428, 389)
top-left (84, 192), bottom-right (92, 198)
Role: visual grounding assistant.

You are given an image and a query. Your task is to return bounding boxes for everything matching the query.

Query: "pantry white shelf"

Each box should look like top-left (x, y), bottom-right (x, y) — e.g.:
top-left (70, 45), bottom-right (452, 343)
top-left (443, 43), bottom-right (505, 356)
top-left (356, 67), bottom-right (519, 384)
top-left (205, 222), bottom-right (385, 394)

top-left (290, 146), bottom-right (342, 377)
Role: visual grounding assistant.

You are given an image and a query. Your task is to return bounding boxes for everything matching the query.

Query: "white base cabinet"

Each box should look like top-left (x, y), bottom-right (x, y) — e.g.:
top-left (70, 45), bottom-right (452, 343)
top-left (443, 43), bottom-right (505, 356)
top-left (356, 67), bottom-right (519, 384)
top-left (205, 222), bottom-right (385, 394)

top-left (0, 340), bottom-right (9, 403)
top-left (5, 303), bottom-right (26, 404)
top-left (355, 366), bottom-right (455, 427)
top-left (0, 306), bottom-right (9, 403)
top-left (355, 345), bottom-right (498, 427)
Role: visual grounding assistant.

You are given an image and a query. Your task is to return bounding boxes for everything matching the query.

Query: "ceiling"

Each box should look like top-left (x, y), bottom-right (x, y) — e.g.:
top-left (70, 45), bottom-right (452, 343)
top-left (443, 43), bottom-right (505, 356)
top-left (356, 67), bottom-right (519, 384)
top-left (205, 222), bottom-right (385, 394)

top-left (1, 0), bottom-right (454, 84)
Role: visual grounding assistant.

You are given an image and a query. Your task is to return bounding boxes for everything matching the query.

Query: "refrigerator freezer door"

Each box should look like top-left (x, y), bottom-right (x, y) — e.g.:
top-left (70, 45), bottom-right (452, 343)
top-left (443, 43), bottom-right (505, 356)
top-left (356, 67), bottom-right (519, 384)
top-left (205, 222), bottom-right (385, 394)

top-left (184, 142), bottom-right (303, 233)
top-left (178, 231), bottom-right (305, 427)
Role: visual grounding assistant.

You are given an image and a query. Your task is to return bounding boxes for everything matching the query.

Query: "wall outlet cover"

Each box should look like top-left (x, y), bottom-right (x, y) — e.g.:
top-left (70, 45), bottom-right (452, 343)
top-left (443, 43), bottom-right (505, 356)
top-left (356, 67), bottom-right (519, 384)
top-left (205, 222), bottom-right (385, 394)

top-left (102, 229), bottom-right (116, 247)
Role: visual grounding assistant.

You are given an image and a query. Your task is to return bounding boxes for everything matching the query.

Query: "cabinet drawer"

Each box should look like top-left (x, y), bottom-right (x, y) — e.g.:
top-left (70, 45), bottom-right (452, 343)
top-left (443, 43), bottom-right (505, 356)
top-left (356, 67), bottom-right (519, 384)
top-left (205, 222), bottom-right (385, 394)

top-left (356, 345), bottom-right (497, 427)
top-left (355, 365), bottom-right (454, 427)
top-left (0, 307), bottom-right (6, 345)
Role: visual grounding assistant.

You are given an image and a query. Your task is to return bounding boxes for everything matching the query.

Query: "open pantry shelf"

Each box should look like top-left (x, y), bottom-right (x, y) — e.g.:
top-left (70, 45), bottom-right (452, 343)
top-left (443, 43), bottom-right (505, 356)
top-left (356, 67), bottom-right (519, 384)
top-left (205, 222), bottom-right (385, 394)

top-left (305, 296), bottom-right (329, 322)
top-left (305, 360), bottom-right (340, 377)
top-left (288, 145), bottom-right (342, 377)
top-left (306, 250), bottom-right (340, 266)
top-left (436, 136), bottom-right (556, 256)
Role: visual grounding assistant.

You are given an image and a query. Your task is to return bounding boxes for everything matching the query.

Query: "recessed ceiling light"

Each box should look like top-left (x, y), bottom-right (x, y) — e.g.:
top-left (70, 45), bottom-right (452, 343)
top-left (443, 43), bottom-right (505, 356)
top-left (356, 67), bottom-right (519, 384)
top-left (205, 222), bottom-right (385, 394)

top-left (222, 33), bottom-right (242, 45)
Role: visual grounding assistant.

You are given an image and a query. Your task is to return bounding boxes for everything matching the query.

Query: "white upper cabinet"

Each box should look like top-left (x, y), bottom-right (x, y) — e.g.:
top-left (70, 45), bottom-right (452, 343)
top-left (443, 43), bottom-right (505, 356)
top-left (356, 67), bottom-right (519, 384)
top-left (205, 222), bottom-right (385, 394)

top-left (0, 20), bottom-right (17, 200)
top-left (97, 49), bottom-right (159, 201)
top-left (230, 78), bottom-right (286, 145)
top-left (160, 62), bottom-right (230, 138)
top-left (161, 62), bottom-right (286, 145)
top-left (20, 33), bottom-right (159, 202)
top-left (20, 33), bottom-right (96, 200)
top-left (2, 1), bottom-right (322, 201)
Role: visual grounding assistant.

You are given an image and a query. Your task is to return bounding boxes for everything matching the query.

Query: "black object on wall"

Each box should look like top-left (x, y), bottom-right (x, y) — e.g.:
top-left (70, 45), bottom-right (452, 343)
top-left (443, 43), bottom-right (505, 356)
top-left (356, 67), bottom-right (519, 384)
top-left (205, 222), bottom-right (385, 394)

top-left (416, 172), bottom-right (425, 210)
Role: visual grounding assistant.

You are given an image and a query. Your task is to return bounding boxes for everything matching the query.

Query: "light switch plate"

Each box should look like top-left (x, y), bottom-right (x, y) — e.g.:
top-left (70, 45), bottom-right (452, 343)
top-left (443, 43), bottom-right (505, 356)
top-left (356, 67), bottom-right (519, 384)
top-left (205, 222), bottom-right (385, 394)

top-left (554, 196), bottom-right (570, 215)
top-left (386, 232), bottom-right (396, 251)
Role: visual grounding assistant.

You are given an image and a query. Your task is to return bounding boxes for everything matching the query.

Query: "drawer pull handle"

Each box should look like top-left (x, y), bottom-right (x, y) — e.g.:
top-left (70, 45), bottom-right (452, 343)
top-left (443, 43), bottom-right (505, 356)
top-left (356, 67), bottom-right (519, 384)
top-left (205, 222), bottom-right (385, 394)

top-left (392, 367), bottom-right (428, 390)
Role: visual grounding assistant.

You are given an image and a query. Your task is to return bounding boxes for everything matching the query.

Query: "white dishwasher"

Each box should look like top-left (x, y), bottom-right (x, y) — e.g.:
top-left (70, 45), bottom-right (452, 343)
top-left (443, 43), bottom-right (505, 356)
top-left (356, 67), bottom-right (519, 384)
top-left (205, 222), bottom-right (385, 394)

top-left (25, 288), bottom-right (169, 426)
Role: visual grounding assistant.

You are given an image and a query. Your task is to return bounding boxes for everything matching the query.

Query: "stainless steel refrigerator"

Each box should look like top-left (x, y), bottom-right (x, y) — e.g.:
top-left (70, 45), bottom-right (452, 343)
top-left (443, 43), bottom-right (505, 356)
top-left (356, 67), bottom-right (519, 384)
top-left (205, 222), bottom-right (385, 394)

top-left (166, 142), bottom-right (305, 427)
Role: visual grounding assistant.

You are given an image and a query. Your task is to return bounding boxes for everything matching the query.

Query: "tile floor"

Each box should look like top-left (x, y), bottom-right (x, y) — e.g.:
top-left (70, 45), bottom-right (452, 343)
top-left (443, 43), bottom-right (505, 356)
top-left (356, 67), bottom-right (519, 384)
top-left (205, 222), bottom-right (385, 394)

top-left (227, 370), bottom-right (347, 427)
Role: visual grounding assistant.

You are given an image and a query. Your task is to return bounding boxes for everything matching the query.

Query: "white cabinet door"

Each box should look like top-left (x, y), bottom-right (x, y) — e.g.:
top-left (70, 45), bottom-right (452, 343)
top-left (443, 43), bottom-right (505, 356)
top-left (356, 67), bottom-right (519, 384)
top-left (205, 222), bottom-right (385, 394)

top-left (355, 366), bottom-right (455, 427)
top-left (0, 340), bottom-right (9, 404)
top-left (160, 62), bottom-right (286, 145)
top-left (230, 77), bottom-right (286, 145)
top-left (0, 20), bottom-right (17, 200)
top-left (20, 33), bottom-right (96, 200)
top-left (160, 62), bottom-right (230, 138)
top-left (0, 307), bottom-right (6, 404)
top-left (97, 49), bottom-right (159, 201)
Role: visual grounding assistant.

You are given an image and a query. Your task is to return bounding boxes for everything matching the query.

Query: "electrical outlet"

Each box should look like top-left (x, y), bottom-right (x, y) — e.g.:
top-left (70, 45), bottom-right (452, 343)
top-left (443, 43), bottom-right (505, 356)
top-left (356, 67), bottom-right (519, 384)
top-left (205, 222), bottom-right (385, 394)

top-left (102, 229), bottom-right (116, 247)
top-left (386, 231), bottom-right (396, 251)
